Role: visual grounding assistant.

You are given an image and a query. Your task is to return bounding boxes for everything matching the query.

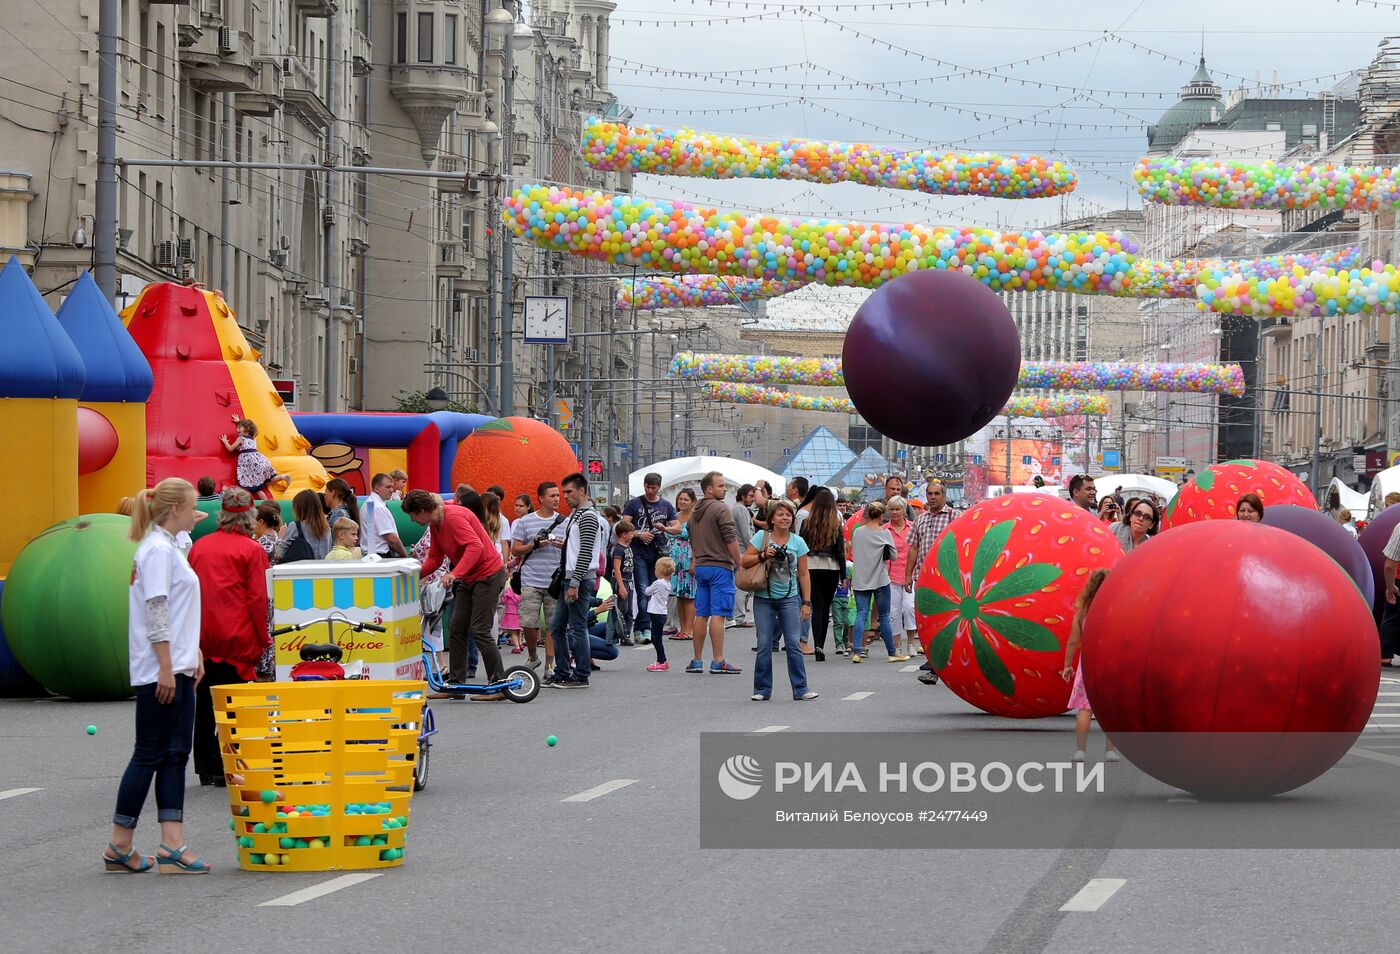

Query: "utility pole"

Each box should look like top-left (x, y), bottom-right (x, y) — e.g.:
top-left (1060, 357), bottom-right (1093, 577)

top-left (94, 0), bottom-right (119, 303)
top-left (323, 6), bottom-right (339, 412)
top-left (499, 15), bottom-right (518, 417)
top-left (1311, 334), bottom-right (1324, 498)
top-left (221, 94), bottom-right (233, 296)
top-left (484, 131), bottom-right (498, 416)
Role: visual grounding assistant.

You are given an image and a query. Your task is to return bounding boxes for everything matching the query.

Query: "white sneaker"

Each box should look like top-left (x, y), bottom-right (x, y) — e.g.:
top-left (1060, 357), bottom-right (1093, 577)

top-left (1072, 750), bottom-right (1086, 763)
top-left (797, 691), bottom-right (819, 701)
top-left (751, 693), bottom-right (768, 702)
top-left (1105, 750), bottom-right (1120, 762)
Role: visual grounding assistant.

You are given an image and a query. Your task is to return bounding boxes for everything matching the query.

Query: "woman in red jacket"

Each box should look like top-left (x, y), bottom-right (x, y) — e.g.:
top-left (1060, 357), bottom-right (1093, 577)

top-left (188, 487), bottom-right (270, 786)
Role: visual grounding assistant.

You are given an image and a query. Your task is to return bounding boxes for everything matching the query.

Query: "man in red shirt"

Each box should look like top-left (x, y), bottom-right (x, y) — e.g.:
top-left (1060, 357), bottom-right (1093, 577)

top-left (403, 490), bottom-right (507, 698)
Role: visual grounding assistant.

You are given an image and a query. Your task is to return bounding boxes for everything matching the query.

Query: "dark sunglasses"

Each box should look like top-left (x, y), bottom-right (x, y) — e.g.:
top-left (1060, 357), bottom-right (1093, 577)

top-left (1130, 509), bottom-right (1155, 520)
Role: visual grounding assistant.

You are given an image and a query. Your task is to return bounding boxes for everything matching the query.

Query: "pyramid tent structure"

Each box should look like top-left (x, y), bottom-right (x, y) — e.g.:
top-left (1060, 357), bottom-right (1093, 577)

top-left (830, 446), bottom-right (893, 490)
top-left (778, 426), bottom-right (856, 484)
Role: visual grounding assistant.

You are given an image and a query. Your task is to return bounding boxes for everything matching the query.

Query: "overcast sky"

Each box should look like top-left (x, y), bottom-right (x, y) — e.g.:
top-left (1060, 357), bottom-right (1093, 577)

top-left (600, 0), bottom-right (1392, 232)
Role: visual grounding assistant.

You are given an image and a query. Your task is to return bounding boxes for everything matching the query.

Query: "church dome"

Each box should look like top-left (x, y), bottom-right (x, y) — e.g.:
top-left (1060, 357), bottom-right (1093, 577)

top-left (1147, 58), bottom-right (1224, 153)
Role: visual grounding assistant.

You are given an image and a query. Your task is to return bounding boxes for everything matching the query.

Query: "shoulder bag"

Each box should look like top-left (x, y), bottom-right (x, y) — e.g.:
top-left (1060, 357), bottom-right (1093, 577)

top-left (735, 530), bottom-right (770, 594)
top-left (277, 521), bottom-right (315, 565)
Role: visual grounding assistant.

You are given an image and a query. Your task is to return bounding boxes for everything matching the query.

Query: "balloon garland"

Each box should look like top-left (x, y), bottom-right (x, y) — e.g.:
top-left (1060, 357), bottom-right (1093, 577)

top-left (1195, 262), bottom-right (1400, 319)
top-left (1129, 248), bottom-right (1364, 300)
top-left (699, 382), bottom-right (1109, 418)
top-left (581, 118), bottom-right (1079, 199)
top-left (616, 274), bottom-right (806, 310)
top-left (1135, 156), bottom-right (1400, 211)
top-left (505, 185), bottom-right (1140, 293)
top-left (671, 352), bottom-right (1246, 396)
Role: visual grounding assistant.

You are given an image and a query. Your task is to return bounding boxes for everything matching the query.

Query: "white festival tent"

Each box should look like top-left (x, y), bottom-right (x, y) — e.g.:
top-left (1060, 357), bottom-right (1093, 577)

top-left (628, 456), bottom-right (786, 505)
top-left (1094, 474), bottom-right (1181, 506)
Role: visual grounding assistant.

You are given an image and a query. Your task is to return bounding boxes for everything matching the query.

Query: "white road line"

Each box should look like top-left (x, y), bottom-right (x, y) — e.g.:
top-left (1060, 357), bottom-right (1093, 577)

top-left (562, 779), bottom-right (638, 802)
top-left (0, 788), bottom-right (41, 801)
top-left (843, 691), bottom-right (875, 701)
top-left (1166, 795), bottom-right (1198, 804)
top-left (749, 725), bottom-right (790, 735)
top-left (258, 873), bottom-right (382, 907)
top-left (1349, 746), bottom-right (1400, 768)
top-left (1060, 878), bottom-right (1127, 912)
top-left (900, 665), bottom-right (923, 672)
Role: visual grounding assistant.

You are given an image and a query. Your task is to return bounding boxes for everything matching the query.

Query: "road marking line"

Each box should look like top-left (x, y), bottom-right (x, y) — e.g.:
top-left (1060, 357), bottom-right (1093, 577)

top-left (1166, 795), bottom-right (1197, 804)
top-left (1059, 878), bottom-right (1127, 912)
top-left (1371, 703), bottom-right (1400, 707)
top-left (258, 873), bottom-right (382, 907)
top-left (843, 691), bottom-right (875, 701)
top-left (900, 665), bottom-right (923, 672)
top-left (562, 779), bottom-right (638, 802)
top-left (1349, 746), bottom-right (1400, 768)
top-left (0, 788), bottom-right (41, 801)
top-left (749, 725), bottom-right (789, 735)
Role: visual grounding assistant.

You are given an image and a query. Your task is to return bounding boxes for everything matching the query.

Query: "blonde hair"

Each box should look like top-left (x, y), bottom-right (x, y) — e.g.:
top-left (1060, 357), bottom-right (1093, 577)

top-left (215, 487), bottom-right (256, 534)
top-left (863, 501), bottom-right (887, 522)
top-left (116, 496), bottom-right (136, 516)
top-left (128, 478), bottom-right (196, 541)
top-left (389, 469), bottom-right (408, 481)
top-left (886, 496), bottom-right (908, 512)
top-left (655, 556), bottom-right (676, 578)
top-left (482, 491), bottom-right (502, 540)
top-left (331, 516), bottom-right (359, 536)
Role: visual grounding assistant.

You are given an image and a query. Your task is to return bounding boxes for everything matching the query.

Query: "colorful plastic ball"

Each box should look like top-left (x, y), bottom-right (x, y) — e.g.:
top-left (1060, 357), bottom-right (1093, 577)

top-left (252, 823), bottom-right (267, 834)
top-left (249, 853), bottom-right (265, 865)
top-left (1081, 521), bottom-right (1378, 799)
top-left (1260, 504), bottom-right (1375, 608)
top-left (279, 837), bottom-right (295, 849)
top-left (546, 735), bottom-right (558, 747)
top-left (1159, 459), bottom-right (1317, 531)
top-left (260, 790), bottom-right (279, 803)
top-left (280, 854), bottom-right (291, 865)
top-left (356, 836), bottom-right (372, 847)
top-left (842, 272), bottom-right (1020, 446)
top-left (914, 494), bottom-right (1124, 717)
top-left (229, 818), bottom-right (236, 831)
top-left (0, 515), bottom-right (137, 700)
top-left (309, 839), bottom-right (325, 849)
top-left (451, 417), bottom-right (582, 516)
top-left (86, 725), bottom-right (97, 735)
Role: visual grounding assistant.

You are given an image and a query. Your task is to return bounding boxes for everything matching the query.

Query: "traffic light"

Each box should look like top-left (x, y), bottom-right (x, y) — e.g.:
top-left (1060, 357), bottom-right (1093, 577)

top-left (587, 458), bottom-right (603, 475)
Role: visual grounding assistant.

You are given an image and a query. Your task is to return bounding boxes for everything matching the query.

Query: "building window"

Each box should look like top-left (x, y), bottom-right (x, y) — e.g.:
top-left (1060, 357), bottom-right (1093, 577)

top-left (445, 15), bottom-right (458, 65)
top-left (1303, 123), bottom-right (1318, 137)
top-left (395, 12), bottom-right (407, 63)
top-left (417, 12), bottom-right (434, 63)
top-left (1266, 122), bottom-right (1282, 132)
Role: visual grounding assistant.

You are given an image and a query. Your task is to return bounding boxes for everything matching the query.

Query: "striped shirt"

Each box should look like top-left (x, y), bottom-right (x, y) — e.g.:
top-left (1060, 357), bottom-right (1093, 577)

top-left (565, 503), bottom-right (603, 585)
top-left (907, 506), bottom-right (959, 584)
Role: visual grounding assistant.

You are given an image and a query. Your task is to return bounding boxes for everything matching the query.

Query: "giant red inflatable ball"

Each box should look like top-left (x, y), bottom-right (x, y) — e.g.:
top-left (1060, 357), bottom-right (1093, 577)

top-left (451, 417), bottom-right (581, 515)
top-left (842, 271), bottom-right (1020, 447)
top-left (914, 494), bottom-right (1124, 718)
top-left (1159, 459), bottom-right (1316, 531)
top-left (1081, 521), bottom-right (1378, 799)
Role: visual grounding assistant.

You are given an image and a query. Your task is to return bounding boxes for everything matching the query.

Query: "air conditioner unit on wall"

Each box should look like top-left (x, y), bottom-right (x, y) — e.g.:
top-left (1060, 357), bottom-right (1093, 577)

top-left (218, 25), bottom-right (238, 55)
top-left (177, 238), bottom-right (195, 263)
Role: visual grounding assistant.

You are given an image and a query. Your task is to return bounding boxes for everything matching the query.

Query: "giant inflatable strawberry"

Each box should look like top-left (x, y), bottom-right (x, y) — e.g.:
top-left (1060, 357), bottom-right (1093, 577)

top-left (1159, 458), bottom-right (1316, 531)
top-left (915, 494), bottom-right (1124, 718)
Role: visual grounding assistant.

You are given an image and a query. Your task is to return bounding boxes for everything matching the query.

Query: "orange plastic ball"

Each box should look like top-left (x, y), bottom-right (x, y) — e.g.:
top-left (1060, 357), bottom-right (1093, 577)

top-left (451, 417), bottom-right (582, 515)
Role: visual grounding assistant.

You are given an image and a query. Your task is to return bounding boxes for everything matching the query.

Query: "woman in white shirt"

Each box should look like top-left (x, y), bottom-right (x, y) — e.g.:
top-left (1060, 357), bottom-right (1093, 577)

top-left (104, 478), bottom-right (211, 875)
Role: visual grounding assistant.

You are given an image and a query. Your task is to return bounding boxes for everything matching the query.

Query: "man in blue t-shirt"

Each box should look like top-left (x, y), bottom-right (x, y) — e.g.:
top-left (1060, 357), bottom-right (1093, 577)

top-left (622, 472), bottom-right (677, 642)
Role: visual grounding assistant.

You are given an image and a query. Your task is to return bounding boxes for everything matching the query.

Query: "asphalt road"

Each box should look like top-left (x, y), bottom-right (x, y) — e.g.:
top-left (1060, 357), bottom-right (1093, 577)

top-left (1, 634), bottom-right (1395, 953)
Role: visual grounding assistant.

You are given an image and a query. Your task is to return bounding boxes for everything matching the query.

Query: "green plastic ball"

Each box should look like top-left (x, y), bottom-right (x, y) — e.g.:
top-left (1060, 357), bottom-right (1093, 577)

top-left (546, 735), bottom-right (558, 746)
top-left (0, 515), bottom-right (137, 700)
top-left (86, 725), bottom-right (97, 735)
top-left (260, 790), bottom-right (278, 803)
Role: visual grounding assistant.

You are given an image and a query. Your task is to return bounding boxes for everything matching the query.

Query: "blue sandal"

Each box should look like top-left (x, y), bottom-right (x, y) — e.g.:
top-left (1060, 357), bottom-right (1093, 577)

top-left (103, 843), bottom-right (154, 874)
top-left (156, 844), bottom-right (211, 875)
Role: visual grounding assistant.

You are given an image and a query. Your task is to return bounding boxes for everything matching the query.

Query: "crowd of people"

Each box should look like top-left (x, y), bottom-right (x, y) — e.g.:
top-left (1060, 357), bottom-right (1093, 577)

top-left (103, 462), bottom-right (1398, 872)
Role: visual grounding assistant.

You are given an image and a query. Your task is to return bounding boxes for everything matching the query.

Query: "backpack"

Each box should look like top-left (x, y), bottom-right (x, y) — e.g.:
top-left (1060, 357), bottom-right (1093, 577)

top-left (277, 521), bottom-right (316, 564)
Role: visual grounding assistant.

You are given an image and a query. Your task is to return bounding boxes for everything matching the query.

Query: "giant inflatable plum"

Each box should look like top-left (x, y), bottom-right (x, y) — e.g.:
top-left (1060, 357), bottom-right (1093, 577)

top-left (842, 271), bottom-right (1021, 447)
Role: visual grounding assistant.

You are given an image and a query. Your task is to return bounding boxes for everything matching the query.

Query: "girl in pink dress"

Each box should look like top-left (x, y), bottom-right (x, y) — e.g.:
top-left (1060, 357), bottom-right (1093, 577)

top-left (219, 416), bottom-right (290, 497)
top-left (1060, 569), bottom-right (1118, 764)
top-left (499, 586), bottom-right (523, 654)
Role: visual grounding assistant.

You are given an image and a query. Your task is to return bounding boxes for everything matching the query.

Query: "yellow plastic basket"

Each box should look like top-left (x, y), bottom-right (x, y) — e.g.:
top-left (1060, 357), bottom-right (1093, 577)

top-left (213, 679), bottom-right (426, 872)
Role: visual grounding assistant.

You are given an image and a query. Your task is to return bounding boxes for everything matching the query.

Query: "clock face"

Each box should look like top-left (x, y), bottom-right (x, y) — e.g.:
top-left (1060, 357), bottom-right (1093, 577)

top-left (524, 296), bottom-right (569, 343)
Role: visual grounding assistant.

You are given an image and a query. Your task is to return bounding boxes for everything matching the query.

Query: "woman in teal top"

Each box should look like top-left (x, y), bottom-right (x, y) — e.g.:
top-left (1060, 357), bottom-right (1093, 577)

top-left (739, 498), bottom-right (818, 702)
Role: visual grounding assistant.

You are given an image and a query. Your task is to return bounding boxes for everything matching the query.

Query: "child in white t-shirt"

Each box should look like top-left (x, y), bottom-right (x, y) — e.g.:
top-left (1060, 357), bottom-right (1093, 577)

top-left (644, 557), bottom-right (676, 672)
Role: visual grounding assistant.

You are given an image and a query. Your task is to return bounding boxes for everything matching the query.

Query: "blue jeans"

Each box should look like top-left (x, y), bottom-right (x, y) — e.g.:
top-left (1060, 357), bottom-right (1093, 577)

top-left (649, 612), bottom-right (668, 664)
top-left (854, 587), bottom-right (896, 656)
top-left (632, 554), bottom-right (656, 636)
top-left (113, 675), bottom-right (196, 829)
top-left (754, 595), bottom-right (809, 700)
top-left (588, 629), bottom-right (620, 661)
top-left (550, 578), bottom-right (595, 682)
